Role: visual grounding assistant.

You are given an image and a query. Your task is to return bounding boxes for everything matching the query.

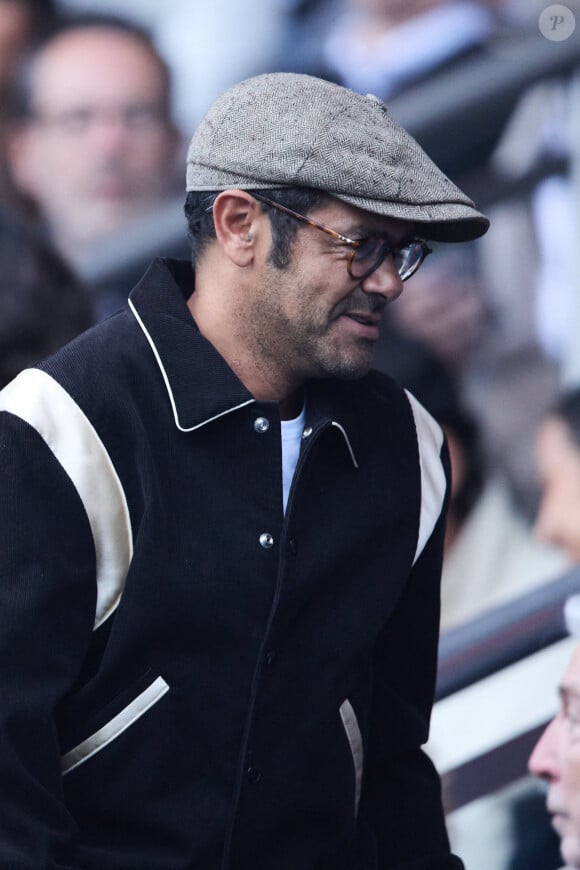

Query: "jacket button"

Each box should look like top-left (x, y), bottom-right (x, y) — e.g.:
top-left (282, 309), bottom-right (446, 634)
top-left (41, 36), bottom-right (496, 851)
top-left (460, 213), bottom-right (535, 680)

top-left (246, 766), bottom-right (262, 784)
top-left (288, 538), bottom-right (297, 555)
top-left (254, 416), bottom-right (270, 433)
top-left (302, 426), bottom-right (313, 439)
top-left (265, 649), bottom-right (277, 666)
top-left (259, 532), bottom-right (274, 549)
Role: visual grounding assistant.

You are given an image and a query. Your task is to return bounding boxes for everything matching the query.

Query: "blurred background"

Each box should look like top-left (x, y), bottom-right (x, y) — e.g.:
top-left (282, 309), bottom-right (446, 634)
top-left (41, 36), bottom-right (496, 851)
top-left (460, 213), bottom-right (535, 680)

top-left (1, 0), bottom-right (580, 866)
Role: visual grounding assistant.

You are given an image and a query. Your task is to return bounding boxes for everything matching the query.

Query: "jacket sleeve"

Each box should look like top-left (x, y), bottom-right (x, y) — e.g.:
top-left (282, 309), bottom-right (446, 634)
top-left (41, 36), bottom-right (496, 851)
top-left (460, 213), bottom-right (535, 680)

top-left (0, 410), bottom-right (96, 868)
top-left (359, 429), bottom-right (464, 869)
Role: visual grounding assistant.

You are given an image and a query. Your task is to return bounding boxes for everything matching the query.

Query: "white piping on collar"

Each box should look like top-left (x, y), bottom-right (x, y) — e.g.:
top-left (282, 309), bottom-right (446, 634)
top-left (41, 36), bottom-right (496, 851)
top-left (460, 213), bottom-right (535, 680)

top-left (331, 421), bottom-right (359, 469)
top-left (129, 298), bottom-right (255, 432)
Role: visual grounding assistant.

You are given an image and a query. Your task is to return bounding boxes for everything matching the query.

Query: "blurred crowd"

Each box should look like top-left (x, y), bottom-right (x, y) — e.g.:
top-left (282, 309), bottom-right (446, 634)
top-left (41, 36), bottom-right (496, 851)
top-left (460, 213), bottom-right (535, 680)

top-left (1, 0), bottom-right (579, 867)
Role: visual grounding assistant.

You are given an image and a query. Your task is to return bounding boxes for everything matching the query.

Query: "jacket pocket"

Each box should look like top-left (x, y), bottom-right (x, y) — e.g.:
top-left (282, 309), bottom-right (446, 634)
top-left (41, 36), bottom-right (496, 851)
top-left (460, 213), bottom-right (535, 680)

top-left (339, 698), bottom-right (363, 818)
top-left (61, 675), bottom-right (169, 775)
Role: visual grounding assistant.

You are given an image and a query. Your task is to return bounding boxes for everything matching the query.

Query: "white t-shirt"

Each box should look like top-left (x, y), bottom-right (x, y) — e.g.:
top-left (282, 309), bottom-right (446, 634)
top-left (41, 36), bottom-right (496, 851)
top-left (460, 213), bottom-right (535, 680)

top-left (281, 405), bottom-right (306, 514)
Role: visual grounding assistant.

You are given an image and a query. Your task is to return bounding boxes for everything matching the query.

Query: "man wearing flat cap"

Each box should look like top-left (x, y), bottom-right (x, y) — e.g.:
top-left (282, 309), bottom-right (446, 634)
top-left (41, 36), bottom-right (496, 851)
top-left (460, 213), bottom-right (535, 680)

top-left (0, 73), bottom-right (487, 868)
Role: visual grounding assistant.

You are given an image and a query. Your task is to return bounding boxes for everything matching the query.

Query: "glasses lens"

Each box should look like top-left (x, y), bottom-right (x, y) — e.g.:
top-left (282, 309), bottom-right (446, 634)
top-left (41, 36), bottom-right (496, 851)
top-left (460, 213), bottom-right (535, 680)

top-left (350, 238), bottom-right (388, 279)
top-left (350, 238), bottom-right (430, 281)
top-left (393, 241), bottom-right (427, 281)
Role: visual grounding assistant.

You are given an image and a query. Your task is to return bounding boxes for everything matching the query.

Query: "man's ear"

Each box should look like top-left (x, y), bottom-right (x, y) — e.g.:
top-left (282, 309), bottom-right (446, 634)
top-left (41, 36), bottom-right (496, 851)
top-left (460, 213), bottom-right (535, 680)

top-left (212, 190), bottom-right (263, 267)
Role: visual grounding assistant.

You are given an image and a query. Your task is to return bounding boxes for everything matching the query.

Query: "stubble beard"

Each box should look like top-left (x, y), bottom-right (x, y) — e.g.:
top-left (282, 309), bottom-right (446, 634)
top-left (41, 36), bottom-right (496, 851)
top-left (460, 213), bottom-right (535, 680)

top-left (249, 294), bottom-right (374, 384)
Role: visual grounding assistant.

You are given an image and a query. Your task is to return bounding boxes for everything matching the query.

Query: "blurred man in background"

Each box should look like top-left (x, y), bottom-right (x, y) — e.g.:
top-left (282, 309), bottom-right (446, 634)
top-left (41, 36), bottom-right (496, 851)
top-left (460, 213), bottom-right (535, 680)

top-left (6, 14), bottom-right (181, 314)
top-left (529, 592), bottom-right (580, 870)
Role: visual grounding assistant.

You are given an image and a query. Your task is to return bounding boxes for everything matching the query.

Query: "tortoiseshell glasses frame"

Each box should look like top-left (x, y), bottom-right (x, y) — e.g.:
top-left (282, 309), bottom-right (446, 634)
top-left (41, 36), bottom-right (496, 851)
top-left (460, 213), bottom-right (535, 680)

top-left (251, 192), bottom-right (431, 282)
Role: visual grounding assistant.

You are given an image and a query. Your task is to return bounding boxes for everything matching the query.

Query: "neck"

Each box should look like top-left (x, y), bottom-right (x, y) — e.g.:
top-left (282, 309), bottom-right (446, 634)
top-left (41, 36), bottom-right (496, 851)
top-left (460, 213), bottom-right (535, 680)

top-left (187, 265), bottom-right (304, 416)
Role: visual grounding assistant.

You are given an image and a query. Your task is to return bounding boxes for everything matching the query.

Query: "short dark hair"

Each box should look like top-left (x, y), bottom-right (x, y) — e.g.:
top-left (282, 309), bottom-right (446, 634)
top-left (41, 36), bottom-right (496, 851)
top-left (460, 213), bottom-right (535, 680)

top-left (0, 212), bottom-right (94, 388)
top-left (552, 389), bottom-right (580, 451)
top-left (8, 12), bottom-right (173, 122)
top-left (183, 187), bottom-right (327, 268)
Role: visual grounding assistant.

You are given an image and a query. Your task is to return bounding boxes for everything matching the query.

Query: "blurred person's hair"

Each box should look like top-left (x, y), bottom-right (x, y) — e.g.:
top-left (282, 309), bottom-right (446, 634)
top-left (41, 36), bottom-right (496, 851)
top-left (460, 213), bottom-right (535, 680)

top-left (0, 211), bottom-right (93, 388)
top-left (1, 0), bottom-right (59, 42)
top-left (374, 330), bottom-right (485, 523)
top-left (7, 11), bottom-right (173, 123)
top-left (184, 188), bottom-right (328, 269)
top-left (405, 344), bottom-right (485, 523)
top-left (551, 388), bottom-right (580, 452)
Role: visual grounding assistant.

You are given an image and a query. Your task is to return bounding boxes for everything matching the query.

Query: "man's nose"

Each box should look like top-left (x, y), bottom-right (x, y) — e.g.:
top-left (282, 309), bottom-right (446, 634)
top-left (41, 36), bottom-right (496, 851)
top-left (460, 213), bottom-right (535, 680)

top-left (528, 715), bottom-right (562, 781)
top-left (360, 255), bottom-right (404, 302)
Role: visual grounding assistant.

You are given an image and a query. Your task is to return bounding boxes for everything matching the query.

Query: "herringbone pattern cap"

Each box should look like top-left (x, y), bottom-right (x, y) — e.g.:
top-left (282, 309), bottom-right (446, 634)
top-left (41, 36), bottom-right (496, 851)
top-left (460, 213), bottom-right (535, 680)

top-left (186, 73), bottom-right (489, 242)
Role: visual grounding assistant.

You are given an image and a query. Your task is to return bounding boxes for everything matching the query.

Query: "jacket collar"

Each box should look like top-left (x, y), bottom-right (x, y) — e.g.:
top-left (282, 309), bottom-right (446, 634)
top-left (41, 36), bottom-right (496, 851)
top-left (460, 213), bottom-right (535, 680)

top-left (128, 258), bottom-right (361, 466)
top-left (129, 258), bottom-right (255, 432)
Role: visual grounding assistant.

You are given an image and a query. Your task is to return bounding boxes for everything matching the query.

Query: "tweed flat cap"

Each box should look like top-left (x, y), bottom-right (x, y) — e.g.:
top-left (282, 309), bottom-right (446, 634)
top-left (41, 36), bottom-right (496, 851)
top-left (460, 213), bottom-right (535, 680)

top-left (186, 73), bottom-right (489, 243)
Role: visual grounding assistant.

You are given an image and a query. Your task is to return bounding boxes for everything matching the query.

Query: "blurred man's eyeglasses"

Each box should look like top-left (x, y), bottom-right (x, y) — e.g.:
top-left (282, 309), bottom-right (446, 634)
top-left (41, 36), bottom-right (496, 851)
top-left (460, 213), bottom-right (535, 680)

top-left (252, 192), bottom-right (431, 282)
top-left (30, 103), bottom-right (168, 135)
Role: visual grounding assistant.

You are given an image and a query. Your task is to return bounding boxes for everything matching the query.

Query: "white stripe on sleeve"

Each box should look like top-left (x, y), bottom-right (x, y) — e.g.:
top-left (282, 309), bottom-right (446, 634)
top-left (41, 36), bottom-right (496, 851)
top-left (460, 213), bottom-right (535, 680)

top-left (0, 369), bottom-right (133, 629)
top-left (405, 389), bottom-right (446, 565)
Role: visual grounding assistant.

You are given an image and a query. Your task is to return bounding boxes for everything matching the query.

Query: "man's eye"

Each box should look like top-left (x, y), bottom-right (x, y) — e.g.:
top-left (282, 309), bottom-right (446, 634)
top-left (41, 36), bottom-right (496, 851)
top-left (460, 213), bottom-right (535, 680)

top-left (124, 105), bottom-right (164, 130)
top-left (53, 110), bottom-right (93, 133)
top-left (354, 239), bottom-right (384, 262)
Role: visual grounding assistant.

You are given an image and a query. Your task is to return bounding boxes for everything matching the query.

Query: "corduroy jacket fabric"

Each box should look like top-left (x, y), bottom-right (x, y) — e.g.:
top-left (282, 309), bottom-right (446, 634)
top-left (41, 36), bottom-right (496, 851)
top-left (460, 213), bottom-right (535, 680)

top-left (0, 258), bottom-right (461, 869)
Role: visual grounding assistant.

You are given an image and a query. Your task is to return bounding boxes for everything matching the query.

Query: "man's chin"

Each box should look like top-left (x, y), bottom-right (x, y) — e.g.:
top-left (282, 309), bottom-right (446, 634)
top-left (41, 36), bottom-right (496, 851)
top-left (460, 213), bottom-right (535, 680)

top-left (559, 828), bottom-right (580, 868)
top-left (327, 362), bottom-right (371, 382)
top-left (322, 348), bottom-right (375, 381)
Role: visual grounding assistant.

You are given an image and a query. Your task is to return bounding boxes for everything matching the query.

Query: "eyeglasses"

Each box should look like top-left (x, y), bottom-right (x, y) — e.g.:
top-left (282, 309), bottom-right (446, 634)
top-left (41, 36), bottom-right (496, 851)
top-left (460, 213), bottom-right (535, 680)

top-left (30, 103), bottom-right (168, 136)
top-left (252, 192), bottom-right (431, 282)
